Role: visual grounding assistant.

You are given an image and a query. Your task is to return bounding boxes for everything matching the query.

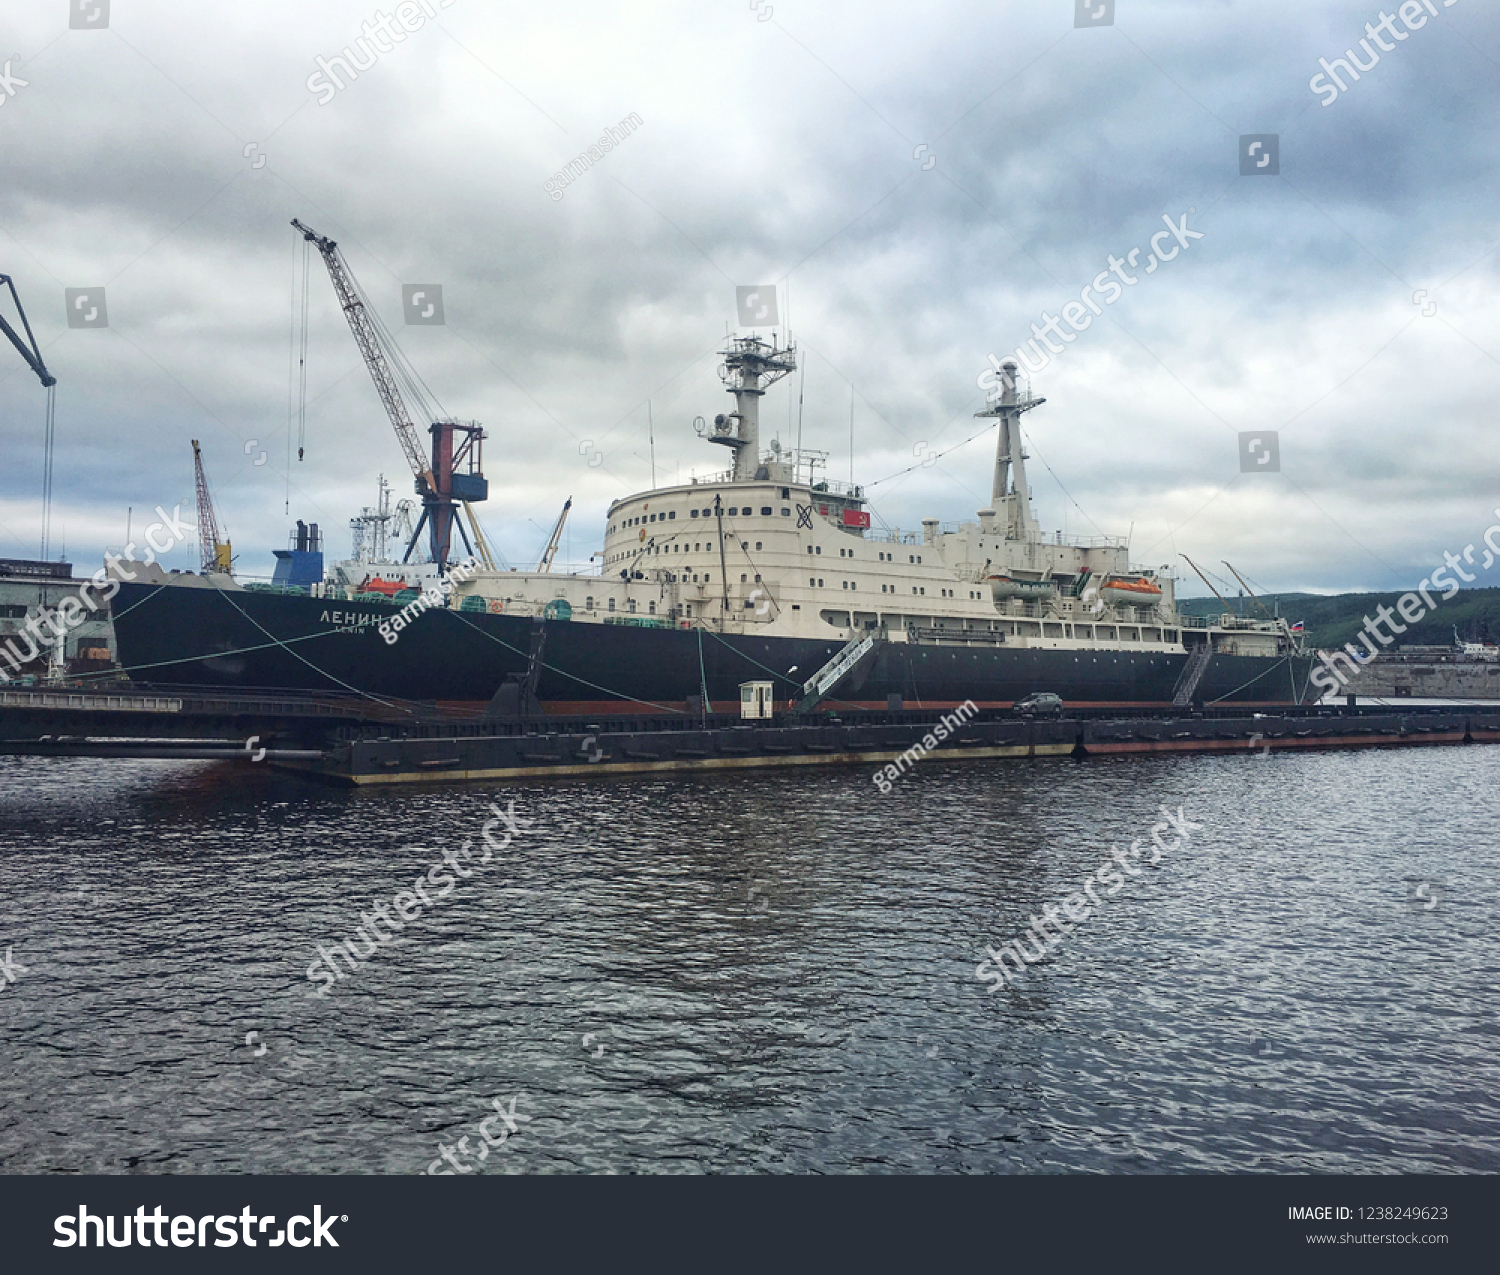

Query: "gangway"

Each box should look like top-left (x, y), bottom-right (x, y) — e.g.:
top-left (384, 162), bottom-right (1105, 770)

top-left (1172, 644), bottom-right (1214, 708)
top-left (794, 629), bottom-right (885, 712)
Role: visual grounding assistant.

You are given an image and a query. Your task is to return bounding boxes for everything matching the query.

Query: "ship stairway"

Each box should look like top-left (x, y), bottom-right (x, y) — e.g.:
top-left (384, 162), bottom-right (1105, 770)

top-left (1171, 643), bottom-right (1214, 708)
top-left (794, 629), bottom-right (885, 713)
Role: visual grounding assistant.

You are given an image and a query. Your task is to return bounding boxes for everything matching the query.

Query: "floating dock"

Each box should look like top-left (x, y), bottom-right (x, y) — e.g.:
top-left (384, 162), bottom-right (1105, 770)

top-left (1, 686), bottom-right (1497, 785)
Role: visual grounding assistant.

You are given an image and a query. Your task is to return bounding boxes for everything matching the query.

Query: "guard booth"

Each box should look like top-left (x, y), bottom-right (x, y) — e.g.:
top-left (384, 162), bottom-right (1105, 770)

top-left (739, 680), bottom-right (775, 720)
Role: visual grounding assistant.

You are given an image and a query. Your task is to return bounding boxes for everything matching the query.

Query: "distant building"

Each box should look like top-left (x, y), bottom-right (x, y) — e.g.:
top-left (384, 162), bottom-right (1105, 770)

top-left (0, 558), bottom-right (117, 681)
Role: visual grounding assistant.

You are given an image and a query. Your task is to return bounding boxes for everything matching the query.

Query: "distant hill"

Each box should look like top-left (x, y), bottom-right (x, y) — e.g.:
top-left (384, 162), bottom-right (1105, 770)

top-left (1175, 588), bottom-right (1500, 652)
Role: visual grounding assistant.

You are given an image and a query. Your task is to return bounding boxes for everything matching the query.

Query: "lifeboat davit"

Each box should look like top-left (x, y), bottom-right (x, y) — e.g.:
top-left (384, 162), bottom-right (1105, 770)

top-left (1099, 575), bottom-right (1163, 606)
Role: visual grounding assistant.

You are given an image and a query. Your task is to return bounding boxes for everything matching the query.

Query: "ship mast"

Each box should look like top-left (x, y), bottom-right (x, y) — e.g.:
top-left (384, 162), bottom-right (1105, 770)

top-left (708, 336), bottom-right (797, 481)
top-left (975, 359), bottom-right (1044, 541)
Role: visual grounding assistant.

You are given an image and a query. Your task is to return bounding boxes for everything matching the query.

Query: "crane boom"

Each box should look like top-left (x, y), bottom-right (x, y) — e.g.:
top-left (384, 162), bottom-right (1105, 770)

top-left (1221, 560), bottom-right (1273, 619)
top-left (2, 274), bottom-right (59, 559)
top-left (191, 439), bottom-right (231, 574)
top-left (290, 219), bottom-right (435, 493)
top-left (538, 497), bottom-right (572, 572)
top-left (462, 500), bottom-right (498, 571)
top-left (1180, 554), bottom-right (1229, 610)
top-left (0, 275), bottom-right (55, 388)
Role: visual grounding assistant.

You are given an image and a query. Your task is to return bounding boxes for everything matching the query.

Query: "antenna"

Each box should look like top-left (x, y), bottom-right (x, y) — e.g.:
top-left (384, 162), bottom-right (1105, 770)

top-left (849, 385), bottom-right (854, 484)
top-left (648, 399), bottom-right (656, 488)
top-left (795, 361), bottom-right (805, 483)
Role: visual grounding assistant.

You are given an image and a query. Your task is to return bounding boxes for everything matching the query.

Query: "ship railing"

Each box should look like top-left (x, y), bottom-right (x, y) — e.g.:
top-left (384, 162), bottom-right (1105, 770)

top-left (910, 523), bottom-right (1128, 549)
top-left (806, 478), bottom-right (865, 500)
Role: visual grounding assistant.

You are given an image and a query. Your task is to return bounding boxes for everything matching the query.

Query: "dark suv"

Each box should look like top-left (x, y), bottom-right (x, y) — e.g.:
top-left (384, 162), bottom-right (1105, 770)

top-left (1013, 692), bottom-right (1064, 717)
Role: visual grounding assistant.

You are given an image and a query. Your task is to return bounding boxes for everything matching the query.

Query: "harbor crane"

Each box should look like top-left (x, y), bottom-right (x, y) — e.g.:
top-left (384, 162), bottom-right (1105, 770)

top-left (290, 219), bottom-right (488, 571)
top-left (1, 274), bottom-right (58, 560)
top-left (191, 440), bottom-right (232, 574)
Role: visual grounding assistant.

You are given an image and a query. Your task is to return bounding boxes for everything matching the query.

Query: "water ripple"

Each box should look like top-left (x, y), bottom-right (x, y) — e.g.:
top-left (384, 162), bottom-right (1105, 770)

top-left (0, 748), bottom-right (1497, 1173)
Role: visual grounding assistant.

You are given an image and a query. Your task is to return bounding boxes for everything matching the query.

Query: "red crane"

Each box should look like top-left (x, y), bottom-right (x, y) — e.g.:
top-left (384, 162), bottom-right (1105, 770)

top-left (290, 219), bottom-right (487, 568)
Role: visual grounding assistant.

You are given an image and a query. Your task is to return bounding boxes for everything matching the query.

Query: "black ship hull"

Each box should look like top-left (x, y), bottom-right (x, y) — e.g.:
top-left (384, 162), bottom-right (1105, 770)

top-left (110, 582), bottom-right (1313, 711)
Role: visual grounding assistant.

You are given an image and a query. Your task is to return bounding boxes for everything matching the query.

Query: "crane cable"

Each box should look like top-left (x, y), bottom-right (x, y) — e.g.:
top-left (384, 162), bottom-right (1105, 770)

top-left (40, 383), bottom-right (55, 560)
top-left (297, 237), bottom-right (311, 462)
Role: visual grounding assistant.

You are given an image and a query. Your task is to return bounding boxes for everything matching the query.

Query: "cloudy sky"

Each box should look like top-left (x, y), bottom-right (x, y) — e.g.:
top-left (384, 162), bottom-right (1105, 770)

top-left (0, 0), bottom-right (1495, 599)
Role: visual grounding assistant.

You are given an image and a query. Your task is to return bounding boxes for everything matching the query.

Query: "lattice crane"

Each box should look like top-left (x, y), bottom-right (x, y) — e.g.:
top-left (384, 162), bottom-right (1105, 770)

top-left (192, 439), bottom-right (232, 574)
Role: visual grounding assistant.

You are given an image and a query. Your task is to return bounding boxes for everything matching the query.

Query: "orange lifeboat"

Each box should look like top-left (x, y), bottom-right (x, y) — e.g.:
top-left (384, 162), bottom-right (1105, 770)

top-left (1099, 575), bottom-right (1163, 605)
top-left (358, 576), bottom-right (406, 598)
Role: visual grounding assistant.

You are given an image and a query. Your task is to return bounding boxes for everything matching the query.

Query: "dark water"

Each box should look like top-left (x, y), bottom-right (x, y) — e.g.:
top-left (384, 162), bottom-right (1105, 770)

top-left (1, 746), bottom-right (1497, 1175)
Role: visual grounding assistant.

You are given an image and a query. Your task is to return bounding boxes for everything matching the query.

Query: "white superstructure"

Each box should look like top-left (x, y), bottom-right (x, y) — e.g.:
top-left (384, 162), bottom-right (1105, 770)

top-left (449, 342), bottom-right (1289, 661)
